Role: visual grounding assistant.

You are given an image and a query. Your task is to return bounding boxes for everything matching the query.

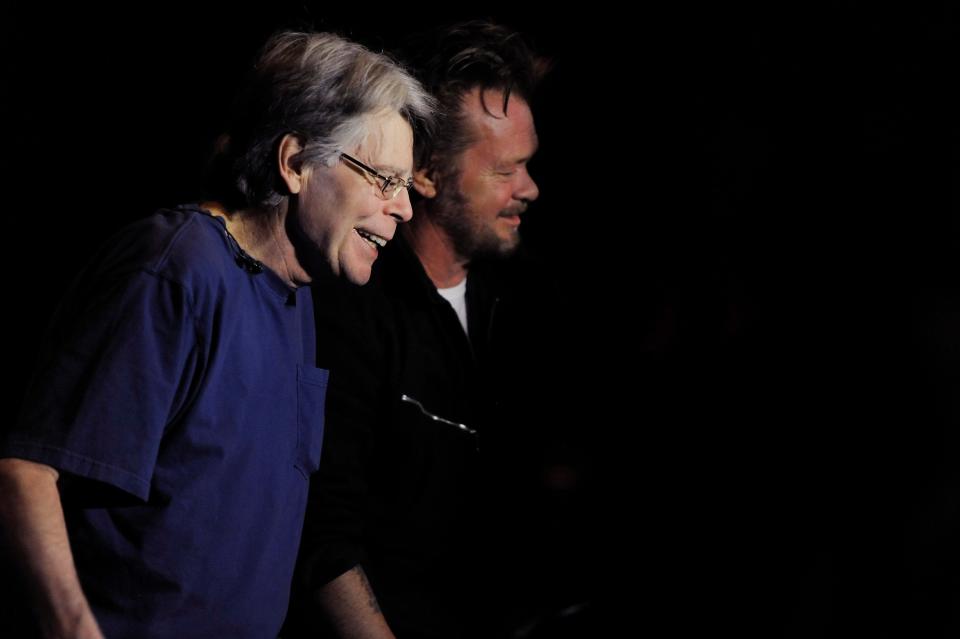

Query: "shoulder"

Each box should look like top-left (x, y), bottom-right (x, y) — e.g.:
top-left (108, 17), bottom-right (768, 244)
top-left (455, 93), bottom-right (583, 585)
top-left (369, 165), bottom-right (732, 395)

top-left (45, 206), bottom-right (249, 335)
top-left (104, 205), bottom-right (234, 284)
top-left (76, 205), bottom-right (242, 302)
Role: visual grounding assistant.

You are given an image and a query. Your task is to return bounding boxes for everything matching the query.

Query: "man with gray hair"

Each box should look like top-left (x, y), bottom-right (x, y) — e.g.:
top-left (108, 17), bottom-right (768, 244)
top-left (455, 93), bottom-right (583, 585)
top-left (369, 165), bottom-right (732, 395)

top-left (0, 30), bottom-right (431, 638)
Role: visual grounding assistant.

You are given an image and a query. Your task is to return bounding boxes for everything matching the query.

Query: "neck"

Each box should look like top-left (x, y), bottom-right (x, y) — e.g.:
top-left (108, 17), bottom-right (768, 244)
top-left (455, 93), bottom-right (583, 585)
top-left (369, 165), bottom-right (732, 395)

top-left (202, 201), bottom-right (311, 288)
top-left (404, 203), bottom-right (469, 289)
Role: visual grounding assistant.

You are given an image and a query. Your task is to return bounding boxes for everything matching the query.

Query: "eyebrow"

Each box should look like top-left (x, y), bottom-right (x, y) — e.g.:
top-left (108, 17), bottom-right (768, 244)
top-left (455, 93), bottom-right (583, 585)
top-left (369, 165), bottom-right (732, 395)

top-left (377, 165), bottom-right (409, 177)
top-left (508, 143), bottom-right (540, 166)
top-left (362, 158), bottom-right (410, 178)
top-left (504, 154), bottom-right (536, 167)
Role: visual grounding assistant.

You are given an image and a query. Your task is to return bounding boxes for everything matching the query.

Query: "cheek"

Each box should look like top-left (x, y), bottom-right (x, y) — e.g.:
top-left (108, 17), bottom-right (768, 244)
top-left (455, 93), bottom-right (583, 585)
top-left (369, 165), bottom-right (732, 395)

top-left (302, 182), bottom-right (359, 241)
top-left (486, 185), bottom-right (515, 215)
top-left (462, 180), bottom-right (503, 216)
top-left (334, 194), bottom-right (375, 243)
top-left (299, 183), bottom-right (335, 234)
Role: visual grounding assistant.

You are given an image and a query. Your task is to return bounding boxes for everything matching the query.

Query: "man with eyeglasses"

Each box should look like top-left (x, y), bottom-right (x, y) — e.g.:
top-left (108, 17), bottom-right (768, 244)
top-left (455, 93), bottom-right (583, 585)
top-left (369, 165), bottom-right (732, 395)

top-left (288, 21), bottom-right (585, 639)
top-left (0, 31), bottom-right (431, 638)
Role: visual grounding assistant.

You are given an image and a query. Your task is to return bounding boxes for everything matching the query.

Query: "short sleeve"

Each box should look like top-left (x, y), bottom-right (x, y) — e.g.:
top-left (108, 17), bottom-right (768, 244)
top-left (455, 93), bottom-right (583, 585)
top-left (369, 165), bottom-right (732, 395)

top-left (1, 269), bottom-right (201, 501)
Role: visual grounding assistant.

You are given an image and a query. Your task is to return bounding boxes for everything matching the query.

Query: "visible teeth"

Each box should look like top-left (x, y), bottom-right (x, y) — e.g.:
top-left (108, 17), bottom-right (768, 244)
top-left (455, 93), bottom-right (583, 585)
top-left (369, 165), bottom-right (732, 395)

top-left (356, 229), bottom-right (387, 247)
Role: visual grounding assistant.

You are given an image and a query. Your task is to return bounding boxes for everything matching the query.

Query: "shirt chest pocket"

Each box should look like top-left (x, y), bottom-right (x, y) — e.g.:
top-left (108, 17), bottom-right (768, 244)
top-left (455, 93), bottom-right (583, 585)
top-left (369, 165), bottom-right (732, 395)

top-left (295, 364), bottom-right (329, 477)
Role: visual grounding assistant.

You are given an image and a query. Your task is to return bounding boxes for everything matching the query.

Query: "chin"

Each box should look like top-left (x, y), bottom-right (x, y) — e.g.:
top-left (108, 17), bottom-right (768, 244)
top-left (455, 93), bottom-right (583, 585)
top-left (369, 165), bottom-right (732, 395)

top-left (493, 236), bottom-right (521, 257)
top-left (342, 263), bottom-right (374, 286)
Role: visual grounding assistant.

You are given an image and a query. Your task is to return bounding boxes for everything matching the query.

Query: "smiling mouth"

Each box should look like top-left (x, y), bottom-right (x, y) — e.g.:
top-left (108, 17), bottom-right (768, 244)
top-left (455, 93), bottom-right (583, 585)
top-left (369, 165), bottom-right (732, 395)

top-left (355, 228), bottom-right (387, 249)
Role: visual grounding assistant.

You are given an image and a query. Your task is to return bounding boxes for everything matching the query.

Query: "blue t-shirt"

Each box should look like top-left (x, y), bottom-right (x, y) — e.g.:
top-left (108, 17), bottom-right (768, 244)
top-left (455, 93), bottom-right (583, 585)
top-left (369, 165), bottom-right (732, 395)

top-left (2, 205), bottom-right (327, 638)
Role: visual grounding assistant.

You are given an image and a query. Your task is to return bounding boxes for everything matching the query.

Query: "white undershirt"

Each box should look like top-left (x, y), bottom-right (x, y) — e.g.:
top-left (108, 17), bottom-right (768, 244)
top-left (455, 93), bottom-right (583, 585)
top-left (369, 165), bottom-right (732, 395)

top-left (437, 277), bottom-right (468, 335)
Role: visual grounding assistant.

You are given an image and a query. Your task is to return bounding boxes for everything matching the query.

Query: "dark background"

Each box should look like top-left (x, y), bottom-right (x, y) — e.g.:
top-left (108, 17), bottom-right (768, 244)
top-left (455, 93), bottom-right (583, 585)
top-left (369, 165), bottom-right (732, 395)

top-left (6, 2), bottom-right (960, 635)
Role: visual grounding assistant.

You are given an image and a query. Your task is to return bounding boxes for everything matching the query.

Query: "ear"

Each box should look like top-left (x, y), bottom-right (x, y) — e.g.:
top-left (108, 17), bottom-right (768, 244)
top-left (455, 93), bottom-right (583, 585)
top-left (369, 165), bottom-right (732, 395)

top-left (412, 167), bottom-right (437, 199)
top-left (277, 134), bottom-right (305, 195)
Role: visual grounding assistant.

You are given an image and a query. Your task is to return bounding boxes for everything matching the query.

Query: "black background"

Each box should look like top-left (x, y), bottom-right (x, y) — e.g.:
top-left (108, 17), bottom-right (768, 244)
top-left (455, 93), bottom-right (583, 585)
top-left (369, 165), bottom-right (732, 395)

top-left (6, 2), bottom-right (960, 635)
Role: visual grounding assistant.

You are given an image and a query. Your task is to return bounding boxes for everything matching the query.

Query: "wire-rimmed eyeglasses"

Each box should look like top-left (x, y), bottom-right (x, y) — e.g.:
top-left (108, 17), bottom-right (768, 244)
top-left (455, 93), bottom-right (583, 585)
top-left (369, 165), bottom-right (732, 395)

top-left (340, 152), bottom-right (414, 200)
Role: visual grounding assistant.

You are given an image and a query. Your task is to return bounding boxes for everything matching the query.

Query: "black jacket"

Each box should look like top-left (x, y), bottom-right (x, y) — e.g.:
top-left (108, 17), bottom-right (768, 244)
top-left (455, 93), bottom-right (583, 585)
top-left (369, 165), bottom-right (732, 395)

top-left (289, 236), bottom-right (581, 639)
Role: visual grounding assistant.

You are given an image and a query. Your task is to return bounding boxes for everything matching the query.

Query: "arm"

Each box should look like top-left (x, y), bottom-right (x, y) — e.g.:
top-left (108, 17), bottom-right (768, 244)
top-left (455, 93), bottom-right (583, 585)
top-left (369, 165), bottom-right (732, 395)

top-left (0, 458), bottom-right (104, 639)
top-left (313, 566), bottom-right (396, 639)
top-left (291, 278), bottom-right (394, 636)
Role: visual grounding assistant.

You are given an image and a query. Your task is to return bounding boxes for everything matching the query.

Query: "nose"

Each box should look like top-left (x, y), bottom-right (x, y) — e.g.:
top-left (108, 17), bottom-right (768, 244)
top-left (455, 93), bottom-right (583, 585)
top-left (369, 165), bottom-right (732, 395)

top-left (515, 167), bottom-right (539, 203)
top-left (385, 188), bottom-right (413, 223)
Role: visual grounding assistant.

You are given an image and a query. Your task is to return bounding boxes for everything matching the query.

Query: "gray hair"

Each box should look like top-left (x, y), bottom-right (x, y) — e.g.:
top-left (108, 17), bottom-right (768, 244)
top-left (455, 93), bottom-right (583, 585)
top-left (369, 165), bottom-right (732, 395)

top-left (206, 31), bottom-right (434, 211)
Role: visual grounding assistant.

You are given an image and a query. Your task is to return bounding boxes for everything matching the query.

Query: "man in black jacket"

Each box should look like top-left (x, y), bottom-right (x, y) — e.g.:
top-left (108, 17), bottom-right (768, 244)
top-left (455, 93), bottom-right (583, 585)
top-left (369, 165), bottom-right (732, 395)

top-left (289, 22), bottom-right (587, 639)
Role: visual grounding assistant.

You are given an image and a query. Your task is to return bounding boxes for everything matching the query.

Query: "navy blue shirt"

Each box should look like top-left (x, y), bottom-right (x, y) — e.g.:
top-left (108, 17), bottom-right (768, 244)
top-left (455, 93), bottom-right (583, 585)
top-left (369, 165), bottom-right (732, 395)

top-left (2, 206), bottom-right (326, 638)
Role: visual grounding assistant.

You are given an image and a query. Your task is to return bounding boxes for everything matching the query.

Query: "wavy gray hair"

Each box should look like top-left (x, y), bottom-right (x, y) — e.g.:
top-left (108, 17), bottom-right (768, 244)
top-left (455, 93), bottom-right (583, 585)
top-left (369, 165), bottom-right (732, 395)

top-left (206, 31), bottom-right (434, 210)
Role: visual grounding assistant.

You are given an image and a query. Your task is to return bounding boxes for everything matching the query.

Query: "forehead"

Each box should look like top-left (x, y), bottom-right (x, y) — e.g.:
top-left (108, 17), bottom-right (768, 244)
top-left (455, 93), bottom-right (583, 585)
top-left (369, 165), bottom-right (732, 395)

top-left (355, 110), bottom-right (415, 175)
top-left (459, 87), bottom-right (538, 160)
